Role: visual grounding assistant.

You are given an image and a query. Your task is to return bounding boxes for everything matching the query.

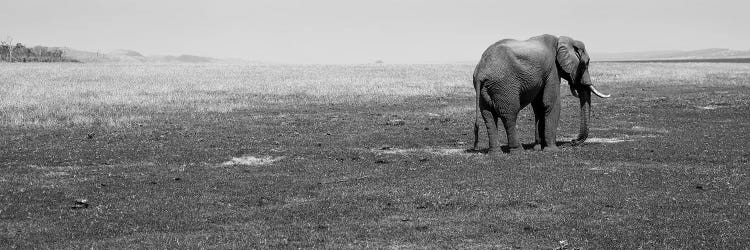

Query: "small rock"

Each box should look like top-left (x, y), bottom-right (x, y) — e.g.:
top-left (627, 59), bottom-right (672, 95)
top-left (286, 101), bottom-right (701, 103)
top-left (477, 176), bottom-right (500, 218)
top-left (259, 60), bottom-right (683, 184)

top-left (72, 199), bottom-right (89, 209)
top-left (173, 177), bottom-right (181, 181)
top-left (555, 240), bottom-right (569, 250)
top-left (86, 132), bottom-right (95, 139)
top-left (525, 201), bottom-right (539, 208)
top-left (416, 203), bottom-right (431, 209)
top-left (386, 119), bottom-right (406, 126)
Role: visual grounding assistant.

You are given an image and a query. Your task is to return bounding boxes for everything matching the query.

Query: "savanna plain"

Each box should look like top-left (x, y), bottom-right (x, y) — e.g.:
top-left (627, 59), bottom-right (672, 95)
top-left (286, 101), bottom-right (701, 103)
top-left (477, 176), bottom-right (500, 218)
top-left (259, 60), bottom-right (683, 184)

top-left (1, 62), bottom-right (748, 248)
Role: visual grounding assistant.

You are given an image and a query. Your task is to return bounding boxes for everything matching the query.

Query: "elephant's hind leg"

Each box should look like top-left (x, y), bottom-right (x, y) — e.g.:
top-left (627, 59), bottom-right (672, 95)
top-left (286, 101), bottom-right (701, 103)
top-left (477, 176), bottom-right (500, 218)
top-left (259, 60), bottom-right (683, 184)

top-left (498, 113), bottom-right (522, 152)
top-left (480, 108), bottom-right (502, 153)
top-left (493, 93), bottom-right (522, 153)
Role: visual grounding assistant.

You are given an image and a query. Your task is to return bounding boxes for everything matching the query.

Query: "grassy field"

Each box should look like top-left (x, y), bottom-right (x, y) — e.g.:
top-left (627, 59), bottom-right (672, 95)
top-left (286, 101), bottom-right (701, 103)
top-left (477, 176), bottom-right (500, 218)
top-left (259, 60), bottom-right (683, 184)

top-left (1, 62), bottom-right (749, 248)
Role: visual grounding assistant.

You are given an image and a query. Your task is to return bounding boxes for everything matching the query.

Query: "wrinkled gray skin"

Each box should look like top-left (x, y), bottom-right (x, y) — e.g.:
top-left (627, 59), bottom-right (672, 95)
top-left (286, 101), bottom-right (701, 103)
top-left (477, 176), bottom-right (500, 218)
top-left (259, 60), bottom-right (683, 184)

top-left (472, 34), bottom-right (610, 153)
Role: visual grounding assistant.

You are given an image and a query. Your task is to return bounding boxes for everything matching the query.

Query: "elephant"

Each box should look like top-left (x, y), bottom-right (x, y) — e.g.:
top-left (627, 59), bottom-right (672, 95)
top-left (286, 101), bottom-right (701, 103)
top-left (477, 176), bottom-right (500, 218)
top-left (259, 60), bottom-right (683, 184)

top-left (472, 34), bottom-right (610, 153)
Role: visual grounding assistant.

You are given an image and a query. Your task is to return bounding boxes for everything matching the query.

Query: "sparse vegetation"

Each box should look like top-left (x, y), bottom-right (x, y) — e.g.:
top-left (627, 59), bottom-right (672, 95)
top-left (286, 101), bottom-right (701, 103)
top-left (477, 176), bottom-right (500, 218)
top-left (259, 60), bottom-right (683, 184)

top-left (1, 62), bottom-right (748, 248)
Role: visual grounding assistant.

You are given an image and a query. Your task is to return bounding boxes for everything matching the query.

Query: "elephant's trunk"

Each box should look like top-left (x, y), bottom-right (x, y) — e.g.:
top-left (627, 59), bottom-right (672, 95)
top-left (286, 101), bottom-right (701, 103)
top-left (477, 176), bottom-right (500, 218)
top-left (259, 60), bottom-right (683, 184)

top-left (573, 88), bottom-right (591, 145)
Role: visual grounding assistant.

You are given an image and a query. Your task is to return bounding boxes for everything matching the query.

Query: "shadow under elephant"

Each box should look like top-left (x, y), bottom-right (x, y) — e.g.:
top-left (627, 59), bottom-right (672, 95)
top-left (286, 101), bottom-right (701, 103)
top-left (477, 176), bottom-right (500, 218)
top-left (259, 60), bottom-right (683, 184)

top-left (464, 140), bottom-right (579, 154)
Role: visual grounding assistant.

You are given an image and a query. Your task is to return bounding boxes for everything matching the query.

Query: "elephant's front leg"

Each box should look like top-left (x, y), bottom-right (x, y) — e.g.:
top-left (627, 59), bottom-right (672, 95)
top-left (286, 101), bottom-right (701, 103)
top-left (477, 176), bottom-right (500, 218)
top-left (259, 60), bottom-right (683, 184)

top-left (532, 101), bottom-right (545, 151)
top-left (542, 102), bottom-right (561, 151)
top-left (540, 81), bottom-right (562, 151)
top-left (531, 103), bottom-right (560, 151)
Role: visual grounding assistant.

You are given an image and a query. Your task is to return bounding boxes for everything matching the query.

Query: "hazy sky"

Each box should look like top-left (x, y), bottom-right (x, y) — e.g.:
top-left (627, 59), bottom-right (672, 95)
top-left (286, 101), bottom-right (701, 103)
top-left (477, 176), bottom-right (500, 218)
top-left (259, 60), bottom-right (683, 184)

top-left (1, 0), bottom-right (748, 63)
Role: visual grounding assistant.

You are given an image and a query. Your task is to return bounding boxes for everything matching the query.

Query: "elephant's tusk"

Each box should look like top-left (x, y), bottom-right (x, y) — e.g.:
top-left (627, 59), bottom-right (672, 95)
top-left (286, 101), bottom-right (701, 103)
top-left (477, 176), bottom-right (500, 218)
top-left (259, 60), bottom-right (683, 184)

top-left (570, 86), bottom-right (578, 97)
top-left (589, 85), bottom-right (610, 98)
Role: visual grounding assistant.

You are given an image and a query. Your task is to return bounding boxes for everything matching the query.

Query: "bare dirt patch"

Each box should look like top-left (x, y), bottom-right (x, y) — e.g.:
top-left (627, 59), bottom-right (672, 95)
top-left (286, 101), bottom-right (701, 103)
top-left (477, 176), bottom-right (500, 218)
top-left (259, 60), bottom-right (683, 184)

top-left (221, 156), bottom-right (285, 166)
top-left (559, 136), bottom-right (634, 143)
top-left (370, 147), bottom-right (475, 156)
top-left (630, 126), bottom-right (669, 133)
top-left (697, 105), bottom-right (720, 110)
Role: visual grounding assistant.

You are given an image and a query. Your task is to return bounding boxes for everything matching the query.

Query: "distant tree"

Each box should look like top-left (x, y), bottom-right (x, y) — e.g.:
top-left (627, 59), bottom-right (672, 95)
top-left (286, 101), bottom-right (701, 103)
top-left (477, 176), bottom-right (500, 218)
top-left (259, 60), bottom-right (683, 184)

top-left (32, 46), bottom-right (46, 57)
top-left (3, 36), bottom-right (13, 62)
top-left (375, 59), bottom-right (384, 64)
top-left (51, 49), bottom-right (63, 60)
top-left (13, 43), bottom-right (29, 61)
top-left (0, 44), bottom-right (8, 61)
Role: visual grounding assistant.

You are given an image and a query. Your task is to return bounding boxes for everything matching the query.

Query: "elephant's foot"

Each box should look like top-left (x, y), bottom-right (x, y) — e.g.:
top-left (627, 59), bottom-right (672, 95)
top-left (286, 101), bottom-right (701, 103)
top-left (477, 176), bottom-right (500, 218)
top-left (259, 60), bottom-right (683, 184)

top-left (543, 145), bottom-right (560, 152)
top-left (507, 146), bottom-right (523, 154)
top-left (533, 144), bottom-right (543, 151)
top-left (466, 147), bottom-right (482, 153)
top-left (486, 147), bottom-right (504, 155)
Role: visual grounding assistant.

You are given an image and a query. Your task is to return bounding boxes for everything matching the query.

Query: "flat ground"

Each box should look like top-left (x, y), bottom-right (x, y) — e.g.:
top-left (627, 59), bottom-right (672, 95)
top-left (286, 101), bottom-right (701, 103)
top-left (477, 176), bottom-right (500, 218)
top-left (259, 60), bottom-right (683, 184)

top-left (1, 62), bottom-right (748, 248)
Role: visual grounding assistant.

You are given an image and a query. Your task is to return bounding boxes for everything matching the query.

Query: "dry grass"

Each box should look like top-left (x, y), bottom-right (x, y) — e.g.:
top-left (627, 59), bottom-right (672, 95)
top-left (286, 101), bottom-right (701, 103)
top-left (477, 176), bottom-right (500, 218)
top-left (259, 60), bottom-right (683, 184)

top-left (2, 62), bottom-right (750, 128)
top-left (0, 63), bottom-right (473, 128)
top-left (591, 62), bottom-right (750, 87)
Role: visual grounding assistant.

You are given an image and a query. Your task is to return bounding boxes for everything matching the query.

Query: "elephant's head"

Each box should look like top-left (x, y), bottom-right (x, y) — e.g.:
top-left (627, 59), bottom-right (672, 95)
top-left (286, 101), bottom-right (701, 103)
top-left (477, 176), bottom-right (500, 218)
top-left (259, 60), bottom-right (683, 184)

top-left (556, 36), bottom-right (610, 145)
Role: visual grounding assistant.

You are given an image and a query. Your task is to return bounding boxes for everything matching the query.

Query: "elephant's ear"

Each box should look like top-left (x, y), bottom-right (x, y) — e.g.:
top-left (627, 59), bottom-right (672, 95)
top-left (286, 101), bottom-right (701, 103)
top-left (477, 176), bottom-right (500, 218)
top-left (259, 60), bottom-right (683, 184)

top-left (556, 36), bottom-right (579, 76)
top-left (574, 40), bottom-right (590, 63)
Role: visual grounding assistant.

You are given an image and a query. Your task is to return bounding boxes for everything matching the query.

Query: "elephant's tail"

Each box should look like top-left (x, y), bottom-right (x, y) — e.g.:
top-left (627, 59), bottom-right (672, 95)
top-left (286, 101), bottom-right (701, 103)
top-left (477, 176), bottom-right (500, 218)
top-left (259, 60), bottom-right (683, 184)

top-left (472, 77), bottom-right (482, 150)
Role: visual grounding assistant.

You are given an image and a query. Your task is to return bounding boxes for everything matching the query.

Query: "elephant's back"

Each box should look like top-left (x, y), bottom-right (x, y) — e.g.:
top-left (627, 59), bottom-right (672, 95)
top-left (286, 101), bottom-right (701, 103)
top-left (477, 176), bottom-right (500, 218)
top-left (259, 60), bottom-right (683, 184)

top-left (473, 39), bottom-right (552, 86)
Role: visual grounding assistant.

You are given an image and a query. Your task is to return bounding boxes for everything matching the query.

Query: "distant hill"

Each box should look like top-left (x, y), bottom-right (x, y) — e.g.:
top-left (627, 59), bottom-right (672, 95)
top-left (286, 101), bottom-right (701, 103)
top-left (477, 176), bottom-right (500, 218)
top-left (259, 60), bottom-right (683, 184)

top-left (55, 47), bottom-right (257, 64)
top-left (592, 48), bottom-right (750, 62)
top-left (147, 54), bottom-right (215, 63)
